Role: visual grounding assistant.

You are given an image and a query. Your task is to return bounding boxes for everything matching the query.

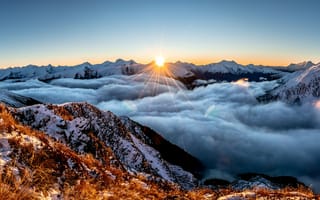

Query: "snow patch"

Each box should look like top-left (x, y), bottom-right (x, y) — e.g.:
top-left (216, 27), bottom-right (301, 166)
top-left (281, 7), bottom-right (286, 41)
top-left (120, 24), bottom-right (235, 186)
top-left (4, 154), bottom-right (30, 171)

top-left (0, 135), bottom-right (11, 168)
top-left (130, 134), bottom-right (172, 181)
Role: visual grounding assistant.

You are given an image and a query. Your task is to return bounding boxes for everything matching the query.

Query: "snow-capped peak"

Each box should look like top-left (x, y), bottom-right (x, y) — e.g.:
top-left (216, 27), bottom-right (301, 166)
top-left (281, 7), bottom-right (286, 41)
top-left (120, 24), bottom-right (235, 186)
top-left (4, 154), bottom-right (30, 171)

top-left (287, 61), bottom-right (315, 71)
top-left (115, 58), bottom-right (136, 65)
top-left (269, 63), bottom-right (320, 103)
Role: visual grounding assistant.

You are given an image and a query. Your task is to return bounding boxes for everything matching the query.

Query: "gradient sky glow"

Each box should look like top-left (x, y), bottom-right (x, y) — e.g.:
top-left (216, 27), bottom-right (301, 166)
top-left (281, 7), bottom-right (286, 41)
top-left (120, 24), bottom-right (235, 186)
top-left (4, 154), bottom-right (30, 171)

top-left (0, 0), bottom-right (320, 68)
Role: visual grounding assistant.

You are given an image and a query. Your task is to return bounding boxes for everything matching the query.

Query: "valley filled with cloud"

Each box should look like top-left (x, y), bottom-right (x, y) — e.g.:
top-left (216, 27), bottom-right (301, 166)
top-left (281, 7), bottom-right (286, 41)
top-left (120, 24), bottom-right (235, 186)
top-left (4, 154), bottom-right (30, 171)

top-left (1, 75), bottom-right (320, 191)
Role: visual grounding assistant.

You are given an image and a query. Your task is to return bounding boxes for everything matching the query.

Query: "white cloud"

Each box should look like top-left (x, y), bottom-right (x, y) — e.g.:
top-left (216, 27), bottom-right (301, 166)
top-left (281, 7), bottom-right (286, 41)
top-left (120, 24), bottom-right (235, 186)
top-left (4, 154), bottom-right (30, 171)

top-left (1, 75), bottom-right (320, 191)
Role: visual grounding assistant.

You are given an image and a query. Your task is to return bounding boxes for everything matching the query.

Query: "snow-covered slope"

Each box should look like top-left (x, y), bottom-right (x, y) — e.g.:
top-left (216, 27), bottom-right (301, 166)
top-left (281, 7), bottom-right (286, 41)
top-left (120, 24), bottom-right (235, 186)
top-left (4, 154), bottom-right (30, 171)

top-left (0, 89), bottom-right (41, 107)
top-left (270, 64), bottom-right (320, 103)
top-left (11, 102), bottom-right (202, 189)
top-left (166, 61), bottom-right (197, 78)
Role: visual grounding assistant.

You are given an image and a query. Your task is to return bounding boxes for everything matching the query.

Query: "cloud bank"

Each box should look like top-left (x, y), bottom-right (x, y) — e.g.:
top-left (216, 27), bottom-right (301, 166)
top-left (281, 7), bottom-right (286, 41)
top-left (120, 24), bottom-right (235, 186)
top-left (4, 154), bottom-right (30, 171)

top-left (1, 75), bottom-right (320, 191)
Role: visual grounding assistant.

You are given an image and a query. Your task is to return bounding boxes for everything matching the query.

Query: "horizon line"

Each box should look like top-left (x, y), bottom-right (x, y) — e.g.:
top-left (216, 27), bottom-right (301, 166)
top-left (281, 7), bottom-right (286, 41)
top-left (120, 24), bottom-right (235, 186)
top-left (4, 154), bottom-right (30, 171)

top-left (1, 58), bottom-right (319, 69)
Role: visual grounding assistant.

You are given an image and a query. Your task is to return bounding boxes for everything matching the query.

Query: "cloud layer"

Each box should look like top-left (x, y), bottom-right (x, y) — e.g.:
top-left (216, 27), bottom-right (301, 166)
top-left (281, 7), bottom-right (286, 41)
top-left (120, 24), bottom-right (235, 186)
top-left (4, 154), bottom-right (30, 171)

top-left (1, 75), bottom-right (320, 191)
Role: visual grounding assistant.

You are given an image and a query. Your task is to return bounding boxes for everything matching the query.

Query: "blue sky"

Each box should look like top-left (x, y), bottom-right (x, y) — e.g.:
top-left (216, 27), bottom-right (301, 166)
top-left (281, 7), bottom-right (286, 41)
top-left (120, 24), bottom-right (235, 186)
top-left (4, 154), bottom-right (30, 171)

top-left (0, 0), bottom-right (319, 68)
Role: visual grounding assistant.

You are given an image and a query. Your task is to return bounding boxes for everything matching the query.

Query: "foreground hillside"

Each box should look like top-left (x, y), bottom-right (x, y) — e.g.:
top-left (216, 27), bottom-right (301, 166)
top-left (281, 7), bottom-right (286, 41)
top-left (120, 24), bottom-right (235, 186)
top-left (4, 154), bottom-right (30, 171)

top-left (0, 103), bottom-right (318, 199)
top-left (0, 103), bottom-right (208, 199)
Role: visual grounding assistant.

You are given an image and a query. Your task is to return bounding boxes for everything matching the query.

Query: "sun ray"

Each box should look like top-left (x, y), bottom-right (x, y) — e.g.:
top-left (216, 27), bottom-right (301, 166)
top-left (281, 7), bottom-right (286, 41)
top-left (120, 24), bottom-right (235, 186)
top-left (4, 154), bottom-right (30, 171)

top-left (132, 57), bottom-right (196, 114)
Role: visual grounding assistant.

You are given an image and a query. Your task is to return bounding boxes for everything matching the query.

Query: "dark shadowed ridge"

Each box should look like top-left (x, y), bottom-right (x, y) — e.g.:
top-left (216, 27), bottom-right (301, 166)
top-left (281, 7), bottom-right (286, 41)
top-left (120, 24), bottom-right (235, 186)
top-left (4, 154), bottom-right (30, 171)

top-left (0, 89), bottom-right (42, 107)
top-left (121, 116), bottom-right (204, 178)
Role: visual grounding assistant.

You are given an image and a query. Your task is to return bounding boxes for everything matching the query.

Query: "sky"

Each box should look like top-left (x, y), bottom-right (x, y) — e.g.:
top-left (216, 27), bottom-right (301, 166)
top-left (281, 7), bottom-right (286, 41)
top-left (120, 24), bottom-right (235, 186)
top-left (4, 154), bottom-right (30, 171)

top-left (0, 0), bottom-right (320, 68)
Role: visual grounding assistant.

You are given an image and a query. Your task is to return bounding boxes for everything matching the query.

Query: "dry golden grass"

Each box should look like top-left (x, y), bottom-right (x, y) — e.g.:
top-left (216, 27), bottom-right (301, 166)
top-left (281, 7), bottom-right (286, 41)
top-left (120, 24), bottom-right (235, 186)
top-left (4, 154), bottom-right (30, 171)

top-left (0, 167), bottom-right (38, 200)
top-left (47, 104), bottom-right (74, 121)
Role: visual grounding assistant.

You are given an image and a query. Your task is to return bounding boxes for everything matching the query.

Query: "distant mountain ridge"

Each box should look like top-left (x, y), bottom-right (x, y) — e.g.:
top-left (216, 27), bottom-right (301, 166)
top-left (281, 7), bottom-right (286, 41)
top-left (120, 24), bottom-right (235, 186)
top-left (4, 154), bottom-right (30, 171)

top-left (1, 59), bottom-right (319, 104)
top-left (0, 59), bottom-right (292, 87)
top-left (0, 59), bottom-right (143, 82)
top-left (275, 61), bottom-right (316, 72)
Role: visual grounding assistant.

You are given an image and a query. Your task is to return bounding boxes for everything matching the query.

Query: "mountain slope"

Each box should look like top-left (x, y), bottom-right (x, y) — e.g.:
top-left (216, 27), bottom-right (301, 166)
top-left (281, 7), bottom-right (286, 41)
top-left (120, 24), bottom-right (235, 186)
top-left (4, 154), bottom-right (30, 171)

top-left (0, 103), bottom-right (213, 199)
top-left (259, 64), bottom-right (320, 103)
top-left (11, 102), bottom-right (202, 189)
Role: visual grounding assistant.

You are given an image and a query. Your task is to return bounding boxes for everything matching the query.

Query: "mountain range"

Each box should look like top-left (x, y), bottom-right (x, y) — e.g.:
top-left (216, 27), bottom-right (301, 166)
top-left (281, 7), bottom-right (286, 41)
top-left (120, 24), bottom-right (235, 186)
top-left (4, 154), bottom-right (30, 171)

top-left (1, 59), bottom-right (319, 104)
top-left (0, 59), bottom-right (290, 83)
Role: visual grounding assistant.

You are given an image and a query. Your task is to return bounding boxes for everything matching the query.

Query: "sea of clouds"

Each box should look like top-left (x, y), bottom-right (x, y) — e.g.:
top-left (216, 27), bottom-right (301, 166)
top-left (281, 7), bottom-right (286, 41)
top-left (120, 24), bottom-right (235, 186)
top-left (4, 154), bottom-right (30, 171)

top-left (1, 74), bottom-right (320, 191)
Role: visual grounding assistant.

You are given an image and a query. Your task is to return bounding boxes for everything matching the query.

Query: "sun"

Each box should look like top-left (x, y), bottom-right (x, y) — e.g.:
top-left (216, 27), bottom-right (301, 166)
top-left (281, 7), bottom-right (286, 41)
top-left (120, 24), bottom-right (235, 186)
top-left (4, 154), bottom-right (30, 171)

top-left (155, 56), bottom-right (165, 67)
